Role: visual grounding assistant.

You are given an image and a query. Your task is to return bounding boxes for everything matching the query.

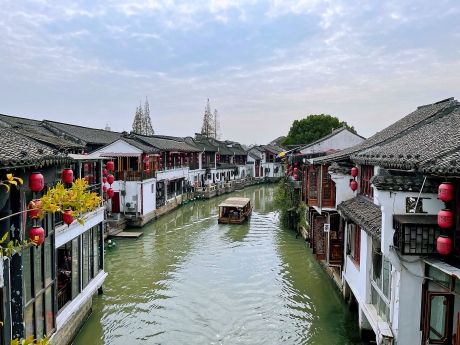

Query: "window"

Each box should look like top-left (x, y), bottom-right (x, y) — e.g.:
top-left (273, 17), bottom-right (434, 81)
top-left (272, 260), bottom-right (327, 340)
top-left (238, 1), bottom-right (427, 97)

top-left (371, 242), bottom-right (391, 321)
top-left (321, 165), bottom-right (335, 207)
top-left (423, 292), bottom-right (454, 344)
top-left (393, 215), bottom-right (439, 255)
top-left (347, 223), bottom-right (361, 266)
top-left (359, 165), bottom-right (374, 199)
top-left (57, 225), bottom-right (103, 312)
top-left (308, 167), bottom-right (318, 200)
top-left (23, 213), bottom-right (55, 339)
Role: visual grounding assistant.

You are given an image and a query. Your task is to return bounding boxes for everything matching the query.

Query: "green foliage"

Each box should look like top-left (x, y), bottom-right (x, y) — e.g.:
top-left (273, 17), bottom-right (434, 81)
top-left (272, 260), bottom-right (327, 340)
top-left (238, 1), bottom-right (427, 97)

top-left (10, 336), bottom-right (50, 345)
top-left (40, 178), bottom-right (102, 223)
top-left (0, 173), bottom-right (24, 193)
top-left (274, 178), bottom-right (307, 230)
top-left (283, 114), bottom-right (356, 146)
top-left (0, 229), bottom-right (35, 258)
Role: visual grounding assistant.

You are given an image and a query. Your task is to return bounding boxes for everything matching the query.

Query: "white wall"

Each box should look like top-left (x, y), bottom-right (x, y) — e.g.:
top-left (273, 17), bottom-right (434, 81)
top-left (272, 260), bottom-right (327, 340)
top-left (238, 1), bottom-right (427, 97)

top-left (300, 129), bottom-right (364, 155)
top-left (343, 226), bottom-right (370, 305)
top-left (375, 189), bottom-right (443, 257)
top-left (188, 169), bottom-right (205, 186)
top-left (92, 139), bottom-right (143, 156)
top-left (142, 179), bottom-right (156, 215)
top-left (261, 162), bottom-right (283, 177)
top-left (330, 172), bottom-right (356, 206)
top-left (156, 167), bottom-right (189, 181)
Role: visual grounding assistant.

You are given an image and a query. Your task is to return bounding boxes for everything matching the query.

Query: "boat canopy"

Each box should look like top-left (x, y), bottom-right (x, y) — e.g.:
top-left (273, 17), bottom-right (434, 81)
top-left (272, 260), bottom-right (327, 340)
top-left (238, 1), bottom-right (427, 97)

top-left (218, 197), bottom-right (251, 208)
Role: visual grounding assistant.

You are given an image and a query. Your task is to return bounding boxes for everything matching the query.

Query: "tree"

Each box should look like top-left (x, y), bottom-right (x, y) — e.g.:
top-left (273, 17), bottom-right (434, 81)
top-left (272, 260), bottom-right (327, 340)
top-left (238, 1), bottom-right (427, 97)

top-left (132, 98), bottom-right (155, 135)
top-left (282, 114), bottom-right (356, 146)
top-left (213, 109), bottom-right (221, 139)
top-left (200, 99), bottom-right (215, 138)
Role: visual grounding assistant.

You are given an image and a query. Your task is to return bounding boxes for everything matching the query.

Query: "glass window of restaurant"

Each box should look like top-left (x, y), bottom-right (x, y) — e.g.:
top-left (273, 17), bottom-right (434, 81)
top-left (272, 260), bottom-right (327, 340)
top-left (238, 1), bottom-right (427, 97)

top-left (56, 224), bottom-right (103, 313)
top-left (23, 213), bottom-right (55, 339)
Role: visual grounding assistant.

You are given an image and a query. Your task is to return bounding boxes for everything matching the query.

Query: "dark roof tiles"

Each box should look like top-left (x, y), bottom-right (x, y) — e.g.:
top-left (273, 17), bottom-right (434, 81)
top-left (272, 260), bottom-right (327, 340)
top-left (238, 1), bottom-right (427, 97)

top-left (352, 106), bottom-right (460, 170)
top-left (0, 128), bottom-right (70, 167)
top-left (314, 98), bottom-right (459, 164)
top-left (338, 196), bottom-right (382, 240)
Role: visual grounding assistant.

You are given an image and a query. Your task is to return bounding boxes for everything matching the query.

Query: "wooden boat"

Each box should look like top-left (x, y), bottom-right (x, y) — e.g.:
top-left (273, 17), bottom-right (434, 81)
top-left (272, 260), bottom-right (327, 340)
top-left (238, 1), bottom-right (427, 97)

top-left (218, 197), bottom-right (252, 224)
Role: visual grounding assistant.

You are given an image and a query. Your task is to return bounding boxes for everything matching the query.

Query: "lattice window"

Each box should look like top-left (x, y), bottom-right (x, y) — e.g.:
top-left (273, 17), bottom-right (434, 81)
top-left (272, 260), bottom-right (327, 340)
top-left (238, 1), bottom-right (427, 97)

top-left (393, 215), bottom-right (439, 255)
top-left (359, 165), bottom-right (374, 199)
top-left (308, 168), bottom-right (318, 200)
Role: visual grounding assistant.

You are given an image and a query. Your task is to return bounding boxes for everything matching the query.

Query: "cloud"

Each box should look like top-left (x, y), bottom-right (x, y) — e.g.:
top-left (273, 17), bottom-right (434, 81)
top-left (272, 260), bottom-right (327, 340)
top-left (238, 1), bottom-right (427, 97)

top-left (0, 0), bottom-right (459, 144)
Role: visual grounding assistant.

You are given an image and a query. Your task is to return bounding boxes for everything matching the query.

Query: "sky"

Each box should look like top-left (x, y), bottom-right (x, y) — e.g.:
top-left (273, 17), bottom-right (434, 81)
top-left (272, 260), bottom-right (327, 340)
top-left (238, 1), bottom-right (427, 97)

top-left (1, 0), bottom-right (460, 145)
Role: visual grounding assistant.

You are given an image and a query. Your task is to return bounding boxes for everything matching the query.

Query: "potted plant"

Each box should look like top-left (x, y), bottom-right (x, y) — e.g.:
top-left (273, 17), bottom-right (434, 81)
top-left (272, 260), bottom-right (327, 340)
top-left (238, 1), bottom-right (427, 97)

top-left (0, 174), bottom-right (23, 210)
top-left (39, 178), bottom-right (102, 224)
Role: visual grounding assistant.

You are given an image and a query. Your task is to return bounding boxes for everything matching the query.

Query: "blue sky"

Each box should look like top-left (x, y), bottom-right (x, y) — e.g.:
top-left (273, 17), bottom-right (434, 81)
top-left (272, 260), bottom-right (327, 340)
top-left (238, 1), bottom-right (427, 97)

top-left (1, 0), bottom-right (459, 144)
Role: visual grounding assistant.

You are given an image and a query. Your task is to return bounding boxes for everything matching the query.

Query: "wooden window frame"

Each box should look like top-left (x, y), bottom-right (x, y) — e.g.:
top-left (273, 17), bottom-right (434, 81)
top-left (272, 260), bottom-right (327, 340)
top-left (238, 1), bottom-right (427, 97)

top-left (359, 165), bottom-right (374, 199)
top-left (422, 292), bottom-right (454, 344)
top-left (347, 223), bottom-right (361, 267)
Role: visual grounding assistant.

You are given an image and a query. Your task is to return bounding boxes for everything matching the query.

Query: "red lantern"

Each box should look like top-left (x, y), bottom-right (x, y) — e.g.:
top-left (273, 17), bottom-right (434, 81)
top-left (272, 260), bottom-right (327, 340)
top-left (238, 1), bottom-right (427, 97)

top-left (28, 199), bottom-right (42, 219)
top-left (102, 177), bottom-right (107, 184)
top-left (350, 180), bottom-right (358, 191)
top-left (63, 209), bottom-right (74, 226)
top-left (351, 167), bottom-right (359, 177)
top-left (159, 156), bottom-right (163, 163)
top-left (106, 161), bottom-right (115, 171)
top-left (29, 172), bottom-right (44, 192)
top-left (102, 168), bottom-right (108, 176)
top-left (106, 187), bottom-right (114, 199)
top-left (293, 167), bottom-right (298, 174)
top-left (102, 185), bottom-right (107, 192)
top-left (84, 163), bottom-right (89, 171)
top-left (61, 168), bottom-right (74, 184)
top-left (107, 174), bottom-right (115, 185)
top-left (438, 209), bottom-right (454, 229)
top-left (438, 182), bottom-right (454, 203)
top-left (29, 226), bottom-right (45, 246)
top-left (437, 235), bottom-right (452, 255)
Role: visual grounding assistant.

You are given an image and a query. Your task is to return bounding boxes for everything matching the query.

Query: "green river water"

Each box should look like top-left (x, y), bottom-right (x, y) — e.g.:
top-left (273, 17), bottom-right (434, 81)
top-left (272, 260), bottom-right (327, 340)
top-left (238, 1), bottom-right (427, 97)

top-left (73, 185), bottom-right (363, 345)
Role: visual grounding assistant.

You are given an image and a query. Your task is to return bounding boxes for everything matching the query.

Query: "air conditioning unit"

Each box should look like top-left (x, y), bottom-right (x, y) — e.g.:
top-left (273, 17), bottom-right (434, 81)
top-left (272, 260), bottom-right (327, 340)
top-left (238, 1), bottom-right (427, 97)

top-left (125, 201), bottom-right (137, 212)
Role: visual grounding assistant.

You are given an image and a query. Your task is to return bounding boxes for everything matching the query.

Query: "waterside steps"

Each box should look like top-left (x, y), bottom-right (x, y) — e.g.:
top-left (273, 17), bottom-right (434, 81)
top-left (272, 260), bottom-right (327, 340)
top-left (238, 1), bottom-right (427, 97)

top-left (112, 231), bottom-right (143, 239)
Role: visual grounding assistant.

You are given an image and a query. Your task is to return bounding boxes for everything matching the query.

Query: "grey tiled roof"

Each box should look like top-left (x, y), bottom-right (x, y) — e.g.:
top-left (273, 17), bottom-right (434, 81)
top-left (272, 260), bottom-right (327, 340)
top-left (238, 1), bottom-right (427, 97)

top-left (314, 98), bottom-right (459, 164)
top-left (192, 134), bottom-right (217, 152)
top-left (352, 105), bottom-right (460, 170)
top-left (208, 138), bottom-right (234, 155)
top-left (0, 128), bottom-right (70, 167)
top-left (13, 127), bottom-right (84, 150)
top-left (43, 120), bottom-right (122, 146)
top-left (247, 151), bottom-right (260, 160)
top-left (0, 113), bottom-right (42, 127)
top-left (420, 149), bottom-right (460, 175)
top-left (371, 169), bottom-right (438, 193)
top-left (133, 134), bottom-right (200, 152)
top-left (261, 144), bottom-right (284, 155)
top-left (338, 196), bottom-right (382, 240)
top-left (122, 137), bottom-right (160, 154)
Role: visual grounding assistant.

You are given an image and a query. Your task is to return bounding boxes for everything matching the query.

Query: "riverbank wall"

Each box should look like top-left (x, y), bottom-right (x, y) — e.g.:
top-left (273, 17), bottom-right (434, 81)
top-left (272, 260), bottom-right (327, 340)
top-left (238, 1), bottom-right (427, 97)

top-left (107, 177), bottom-right (281, 233)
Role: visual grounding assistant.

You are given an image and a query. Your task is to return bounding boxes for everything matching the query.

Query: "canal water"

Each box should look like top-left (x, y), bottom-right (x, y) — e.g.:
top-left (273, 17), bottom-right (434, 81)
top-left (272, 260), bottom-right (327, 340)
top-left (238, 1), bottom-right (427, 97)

top-left (73, 185), bottom-right (363, 345)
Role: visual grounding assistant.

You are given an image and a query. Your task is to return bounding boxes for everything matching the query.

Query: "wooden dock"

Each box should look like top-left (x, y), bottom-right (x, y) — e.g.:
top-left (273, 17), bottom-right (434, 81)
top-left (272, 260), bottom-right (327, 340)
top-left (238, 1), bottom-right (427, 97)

top-left (113, 231), bottom-right (143, 239)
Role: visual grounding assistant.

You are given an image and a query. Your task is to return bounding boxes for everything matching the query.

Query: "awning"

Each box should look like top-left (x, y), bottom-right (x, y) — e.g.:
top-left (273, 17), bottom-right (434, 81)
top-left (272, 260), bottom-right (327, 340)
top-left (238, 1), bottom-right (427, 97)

top-left (424, 258), bottom-right (460, 279)
top-left (218, 197), bottom-right (251, 208)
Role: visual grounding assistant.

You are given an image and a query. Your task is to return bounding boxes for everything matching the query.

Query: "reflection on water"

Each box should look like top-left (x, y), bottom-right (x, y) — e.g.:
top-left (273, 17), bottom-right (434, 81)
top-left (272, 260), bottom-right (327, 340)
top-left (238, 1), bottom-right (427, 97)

top-left (73, 185), bottom-right (363, 345)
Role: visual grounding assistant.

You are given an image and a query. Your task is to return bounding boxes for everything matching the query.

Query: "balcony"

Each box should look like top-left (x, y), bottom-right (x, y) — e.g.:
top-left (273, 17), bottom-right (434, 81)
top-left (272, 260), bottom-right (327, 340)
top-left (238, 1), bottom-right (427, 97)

top-left (115, 170), bottom-right (156, 181)
top-left (55, 207), bottom-right (105, 248)
top-left (393, 215), bottom-right (440, 255)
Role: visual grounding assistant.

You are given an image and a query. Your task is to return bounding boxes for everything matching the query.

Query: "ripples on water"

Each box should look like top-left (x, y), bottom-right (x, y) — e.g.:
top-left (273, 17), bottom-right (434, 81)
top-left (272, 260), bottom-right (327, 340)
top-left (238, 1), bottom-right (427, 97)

top-left (73, 185), bottom-right (363, 345)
